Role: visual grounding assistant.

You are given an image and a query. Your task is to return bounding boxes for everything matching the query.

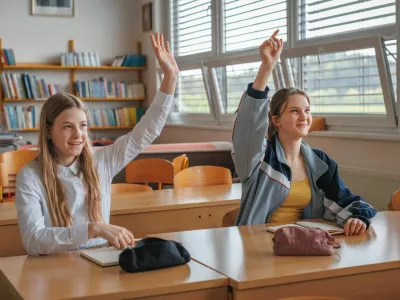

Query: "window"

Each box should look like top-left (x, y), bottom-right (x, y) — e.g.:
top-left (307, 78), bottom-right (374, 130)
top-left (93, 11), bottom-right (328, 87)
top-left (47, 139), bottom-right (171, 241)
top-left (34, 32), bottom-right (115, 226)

top-left (173, 69), bottom-right (210, 114)
top-left (171, 0), bottom-right (212, 57)
top-left (299, 0), bottom-right (396, 40)
top-left (223, 0), bottom-right (287, 52)
top-left (281, 37), bottom-right (396, 127)
top-left (213, 62), bottom-right (276, 114)
top-left (167, 0), bottom-right (400, 131)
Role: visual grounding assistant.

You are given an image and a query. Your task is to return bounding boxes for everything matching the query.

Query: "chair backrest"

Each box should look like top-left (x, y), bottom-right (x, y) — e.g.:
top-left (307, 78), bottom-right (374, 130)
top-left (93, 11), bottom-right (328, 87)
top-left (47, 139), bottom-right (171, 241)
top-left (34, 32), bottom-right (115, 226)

top-left (172, 154), bottom-right (189, 175)
top-left (0, 150), bottom-right (38, 199)
top-left (173, 165), bottom-right (232, 189)
top-left (125, 158), bottom-right (174, 190)
top-left (389, 189), bottom-right (400, 211)
top-left (222, 206), bottom-right (240, 227)
top-left (278, 297), bottom-right (348, 300)
top-left (111, 183), bottom-right (153, 195)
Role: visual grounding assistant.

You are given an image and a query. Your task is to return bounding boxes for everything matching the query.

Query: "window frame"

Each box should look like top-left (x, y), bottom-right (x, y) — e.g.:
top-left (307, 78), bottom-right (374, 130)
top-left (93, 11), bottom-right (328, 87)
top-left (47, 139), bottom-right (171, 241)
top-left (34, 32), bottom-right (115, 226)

top-left (165, 0), bottom-right (399, 131)
top-left (280, 36), bottom-right (397, 128)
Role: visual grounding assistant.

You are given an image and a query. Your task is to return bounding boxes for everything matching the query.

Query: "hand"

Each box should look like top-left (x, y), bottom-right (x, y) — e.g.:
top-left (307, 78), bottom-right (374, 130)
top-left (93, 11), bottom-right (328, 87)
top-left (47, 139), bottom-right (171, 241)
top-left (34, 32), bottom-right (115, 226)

top-left (258, 29), bottom-right (283, 69)
top-left (88, 223), bottom-right (135, 249)
top-left (344, 218), bottom-right (367, 236)
top-left (150, 32), bottom-right (179, 77)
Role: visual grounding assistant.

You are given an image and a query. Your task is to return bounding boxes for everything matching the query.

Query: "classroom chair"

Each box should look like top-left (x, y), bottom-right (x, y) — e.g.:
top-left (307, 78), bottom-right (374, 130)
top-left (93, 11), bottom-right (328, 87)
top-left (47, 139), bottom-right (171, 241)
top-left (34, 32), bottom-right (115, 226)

top-left (222, 206), bottom-right (240, 227)
top-left (278, 297), bottom-right (348, 300)
top-left (173, 165), bottom-right (232, 189)
top-left (125, 158), bottom-right (174, 190)
top-left (172, 154), bottom-right (189, 175)
top-left (388, 189), bottom-right (400, 211)
top-left (0, 150), bottom-right (38, 202)
top-left (111, 183), bottom-right (153, 196)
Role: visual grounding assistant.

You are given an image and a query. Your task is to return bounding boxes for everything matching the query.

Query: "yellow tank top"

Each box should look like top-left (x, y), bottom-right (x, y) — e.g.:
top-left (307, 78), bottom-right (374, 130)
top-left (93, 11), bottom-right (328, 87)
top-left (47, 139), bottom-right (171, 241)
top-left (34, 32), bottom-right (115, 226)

top-left (269, 177), bottom-right (311, 224)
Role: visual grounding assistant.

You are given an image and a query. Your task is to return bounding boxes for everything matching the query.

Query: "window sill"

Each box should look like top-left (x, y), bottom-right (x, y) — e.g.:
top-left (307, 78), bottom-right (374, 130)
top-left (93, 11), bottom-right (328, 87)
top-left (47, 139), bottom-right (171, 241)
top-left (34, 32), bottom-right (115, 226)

top-left (308, 130), bottom-right (400, 142)
top-left (165, 123), bottom-right (233, 131)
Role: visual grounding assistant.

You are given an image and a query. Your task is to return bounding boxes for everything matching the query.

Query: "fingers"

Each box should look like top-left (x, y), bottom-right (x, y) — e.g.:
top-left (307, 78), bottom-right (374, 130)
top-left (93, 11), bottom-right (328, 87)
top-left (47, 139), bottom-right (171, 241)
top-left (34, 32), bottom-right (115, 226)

top-left (160, 33), bottom-right (166, 52)
top-left (165, 41), bottom-right (172, 54)
top-left (126, 229), bottom-right (135, 246)
top-left (271, 29), bottom-right (279, 38)
top-left (345, 218), bottom-right (367, 236)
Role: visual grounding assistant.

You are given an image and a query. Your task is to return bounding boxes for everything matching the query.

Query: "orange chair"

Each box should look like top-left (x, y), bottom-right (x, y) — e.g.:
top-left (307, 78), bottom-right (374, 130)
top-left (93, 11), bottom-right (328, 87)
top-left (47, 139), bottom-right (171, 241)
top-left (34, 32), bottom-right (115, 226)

top-left (125, 158), bottom-right (174, 190)
top-left (388, 190), bottom-right (400, 211)
top-left (173, 166), bottom-right (232, 189)
top-left (111, 183), bottom-right (153, 196)
top-left (172, 154), bottom-right (189, 175)
top-left (0, 150), bottom-right (39, 202)
top-left (222, 206), bottom-right (240, 227)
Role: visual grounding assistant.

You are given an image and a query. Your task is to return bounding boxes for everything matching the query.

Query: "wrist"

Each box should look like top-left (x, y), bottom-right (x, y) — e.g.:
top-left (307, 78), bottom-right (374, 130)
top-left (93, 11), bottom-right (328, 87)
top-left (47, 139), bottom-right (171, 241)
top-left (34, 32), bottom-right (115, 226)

top-left (88, 222), bottom-right (99, 238)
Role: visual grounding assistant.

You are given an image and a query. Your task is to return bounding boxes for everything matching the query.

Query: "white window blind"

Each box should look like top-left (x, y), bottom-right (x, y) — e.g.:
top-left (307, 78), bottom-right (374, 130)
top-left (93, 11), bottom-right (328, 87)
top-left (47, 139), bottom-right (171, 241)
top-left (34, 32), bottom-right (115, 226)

top-left (173, 69), bottom-right (210, 114)
top-left (299, 0), bottom-right (396, 40)
top-left (223, 0), bottom-right (287, 52)
top-left (214, 62), bottom-right (276, 114)
top-left (171, 0), bottom-right (212, 57)
top-left (301, 48), bottom-right (386, 114)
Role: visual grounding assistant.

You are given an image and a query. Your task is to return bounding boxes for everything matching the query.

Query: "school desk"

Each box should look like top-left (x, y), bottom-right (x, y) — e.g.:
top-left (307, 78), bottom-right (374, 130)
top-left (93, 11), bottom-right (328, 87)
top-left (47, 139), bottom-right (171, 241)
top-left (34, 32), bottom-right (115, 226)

top-left (0, 251), bottom-right (228, 300)
top-left (0, 184), bottom-right (241, 257)
top-left (152, 211), bottom-right (400, 300)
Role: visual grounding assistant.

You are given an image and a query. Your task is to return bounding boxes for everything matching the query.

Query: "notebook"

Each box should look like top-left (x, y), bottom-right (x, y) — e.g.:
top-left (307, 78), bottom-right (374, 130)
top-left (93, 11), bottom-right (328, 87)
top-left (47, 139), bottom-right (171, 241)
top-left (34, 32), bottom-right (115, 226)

top-left (266, 221), bottom-right (344, 235)
top-left (80, 247), bottom-right (123, 267)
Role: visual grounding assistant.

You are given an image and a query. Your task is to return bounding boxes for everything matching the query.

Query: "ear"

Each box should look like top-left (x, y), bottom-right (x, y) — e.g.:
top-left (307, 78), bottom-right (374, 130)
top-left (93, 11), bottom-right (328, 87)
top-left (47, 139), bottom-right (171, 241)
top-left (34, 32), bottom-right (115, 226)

top-left (271, 115), bottom-right (280, 128)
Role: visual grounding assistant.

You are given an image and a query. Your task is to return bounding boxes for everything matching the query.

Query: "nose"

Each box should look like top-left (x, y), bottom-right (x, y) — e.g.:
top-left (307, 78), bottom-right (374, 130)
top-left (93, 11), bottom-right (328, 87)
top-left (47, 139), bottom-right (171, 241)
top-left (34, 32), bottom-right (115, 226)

top-left (299, 110), bottom-right (307, 120)
top-left (72, 126), bottom-right (82, 137)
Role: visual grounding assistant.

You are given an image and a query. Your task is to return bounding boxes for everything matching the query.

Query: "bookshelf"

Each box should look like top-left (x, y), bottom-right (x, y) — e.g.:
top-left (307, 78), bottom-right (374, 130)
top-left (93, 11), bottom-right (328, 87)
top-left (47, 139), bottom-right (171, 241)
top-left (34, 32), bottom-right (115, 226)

top-left (0, 38), bottom-right (145, 133)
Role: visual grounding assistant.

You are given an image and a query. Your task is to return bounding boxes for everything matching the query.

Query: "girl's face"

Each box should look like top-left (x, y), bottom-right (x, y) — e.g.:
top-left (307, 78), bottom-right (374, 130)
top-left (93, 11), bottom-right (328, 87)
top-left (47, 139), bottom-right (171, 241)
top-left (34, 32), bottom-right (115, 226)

top-left (272, 94), bottom-right (312, 139)
top-left (50, 107), bottom-right (88, 167)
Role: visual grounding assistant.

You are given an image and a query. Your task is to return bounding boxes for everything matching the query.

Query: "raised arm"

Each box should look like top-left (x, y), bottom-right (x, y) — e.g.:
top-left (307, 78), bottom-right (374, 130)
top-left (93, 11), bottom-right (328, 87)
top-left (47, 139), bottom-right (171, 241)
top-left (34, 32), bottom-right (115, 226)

top-left (232, 30), bottom-right (283, 182)
top-left (95, 33), bottom-right (179, 177)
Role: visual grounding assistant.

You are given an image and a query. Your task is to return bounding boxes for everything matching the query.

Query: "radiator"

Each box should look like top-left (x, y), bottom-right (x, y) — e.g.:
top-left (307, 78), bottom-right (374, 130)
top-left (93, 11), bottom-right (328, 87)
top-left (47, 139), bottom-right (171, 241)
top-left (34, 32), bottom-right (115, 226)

top-left (339, 165), bottom-right (400, 211)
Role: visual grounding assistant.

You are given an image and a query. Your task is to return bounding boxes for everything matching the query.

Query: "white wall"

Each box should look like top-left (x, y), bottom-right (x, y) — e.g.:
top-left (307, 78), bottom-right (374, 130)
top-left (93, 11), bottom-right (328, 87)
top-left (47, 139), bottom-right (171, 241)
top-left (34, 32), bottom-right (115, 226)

top-left (0, 0), bottom-right (142, 143)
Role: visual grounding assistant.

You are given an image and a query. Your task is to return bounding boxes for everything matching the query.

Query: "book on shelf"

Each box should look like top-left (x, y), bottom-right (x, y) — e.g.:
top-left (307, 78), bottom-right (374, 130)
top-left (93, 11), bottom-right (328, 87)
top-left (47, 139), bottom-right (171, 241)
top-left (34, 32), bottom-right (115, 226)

top-left (61, 51), bottom-right (101, 67)
top-left (74, 78), bottom-right (145, 99)
top-left (4, 105), bottom-right (37, 130)
top-left (0, 49), bottom-right (16, 65)
top-left (1, 72), bottom-right (60, 100)
top-left (111, 54), bottom-right (146, 67)
top-left (87, 107), bottom-right (145, 128)
top-left (266, 221), bottom-right (344, 235)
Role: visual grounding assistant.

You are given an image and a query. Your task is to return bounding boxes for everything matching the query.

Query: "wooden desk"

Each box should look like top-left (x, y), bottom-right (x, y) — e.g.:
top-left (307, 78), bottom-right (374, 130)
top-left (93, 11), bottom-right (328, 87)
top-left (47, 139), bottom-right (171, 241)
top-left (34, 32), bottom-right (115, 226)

top-left (153, 212), bottom-right (400, 300)
top-left (0, 251), bottom-right (228, 300)
top-left (0, 184), bottom-right (241, 257)
top-left (110, 184), bottom-right (241, 238)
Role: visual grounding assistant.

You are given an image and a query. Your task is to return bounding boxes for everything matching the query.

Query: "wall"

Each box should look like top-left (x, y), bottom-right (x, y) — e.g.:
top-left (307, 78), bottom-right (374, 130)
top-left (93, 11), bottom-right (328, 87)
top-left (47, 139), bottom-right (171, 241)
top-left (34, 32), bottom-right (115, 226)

top-left (0, 0), bottom-right (142, 143)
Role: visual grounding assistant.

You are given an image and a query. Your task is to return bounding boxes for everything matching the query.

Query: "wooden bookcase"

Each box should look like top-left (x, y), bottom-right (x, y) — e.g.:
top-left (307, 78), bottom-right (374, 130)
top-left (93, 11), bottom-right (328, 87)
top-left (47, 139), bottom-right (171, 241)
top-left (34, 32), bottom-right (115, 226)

top-left (0, 38), bottom-right (145, 132)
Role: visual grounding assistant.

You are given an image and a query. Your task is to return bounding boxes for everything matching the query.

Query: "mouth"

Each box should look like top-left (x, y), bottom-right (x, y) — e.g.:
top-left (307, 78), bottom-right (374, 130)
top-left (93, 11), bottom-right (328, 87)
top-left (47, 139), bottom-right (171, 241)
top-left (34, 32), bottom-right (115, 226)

top-left (68, 142), bottom-right (83, 147)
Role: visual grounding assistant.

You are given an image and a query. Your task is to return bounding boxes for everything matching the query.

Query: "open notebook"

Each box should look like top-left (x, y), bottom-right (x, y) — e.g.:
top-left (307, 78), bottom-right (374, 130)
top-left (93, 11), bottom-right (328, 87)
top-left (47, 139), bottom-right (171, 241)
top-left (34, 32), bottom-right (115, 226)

top-left (80, 247), bottom-right (123, 267)
top-left (266, 221), bottom-right (344, 235)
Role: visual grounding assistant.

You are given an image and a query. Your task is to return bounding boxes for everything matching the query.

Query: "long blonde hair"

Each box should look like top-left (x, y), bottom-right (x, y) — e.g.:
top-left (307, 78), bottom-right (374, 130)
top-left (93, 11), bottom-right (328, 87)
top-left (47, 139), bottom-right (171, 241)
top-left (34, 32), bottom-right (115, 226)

top-left (38, 93), bottom-right (103, 227)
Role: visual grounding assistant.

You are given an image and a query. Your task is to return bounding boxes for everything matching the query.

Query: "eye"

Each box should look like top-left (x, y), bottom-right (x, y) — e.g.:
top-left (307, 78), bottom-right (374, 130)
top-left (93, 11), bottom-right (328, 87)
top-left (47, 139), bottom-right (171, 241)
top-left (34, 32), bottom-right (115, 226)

top-left (291, 110), bottom-right (298, 113)
top-left (305, 108), bottom-right (311, 113)
top-left (64, 124), bottom-right (72, 129)
top-left (81, 123), bottom-right (87, 128)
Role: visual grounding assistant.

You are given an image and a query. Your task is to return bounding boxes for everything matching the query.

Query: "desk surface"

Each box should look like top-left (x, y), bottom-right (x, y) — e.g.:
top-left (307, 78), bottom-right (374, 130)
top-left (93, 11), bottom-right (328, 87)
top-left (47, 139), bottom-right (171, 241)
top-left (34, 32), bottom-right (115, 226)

top-left (153, 211), bottom-right (400, 290)
top-left (0, 251), bottom-right (228, 300)
top-left (0, 184), bottom-right (242, 226)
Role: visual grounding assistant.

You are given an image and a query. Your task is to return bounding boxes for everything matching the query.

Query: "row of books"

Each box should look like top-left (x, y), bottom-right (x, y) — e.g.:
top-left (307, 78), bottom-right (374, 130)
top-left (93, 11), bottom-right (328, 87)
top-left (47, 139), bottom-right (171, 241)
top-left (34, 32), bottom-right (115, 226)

top-left (61, 52), bottom-right (101, 67)
top-left (87, 107), bottom-right (145, 127)
top-left (4, 105), bottom-right (146, 130)
top-left (111, 54), bottom-right (146, 67)
top-left (1, 49), bottom-right (16, 65)
top-left (4, 105), bottom-right (37, 130)
top-left (74, 79), bottom-right (145, 99)
top-left (1, 73), bottom-right (61, 100)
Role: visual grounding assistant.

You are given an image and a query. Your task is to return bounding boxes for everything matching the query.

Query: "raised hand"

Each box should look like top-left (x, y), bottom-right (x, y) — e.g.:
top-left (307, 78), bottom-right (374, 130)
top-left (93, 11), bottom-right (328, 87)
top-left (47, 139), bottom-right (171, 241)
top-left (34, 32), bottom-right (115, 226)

top-left (253, 29), bottom-right (283, 91)
top-left (258, 29), bottom-right (283, 68)
top-left (150, 32), bottom-right (179, 78)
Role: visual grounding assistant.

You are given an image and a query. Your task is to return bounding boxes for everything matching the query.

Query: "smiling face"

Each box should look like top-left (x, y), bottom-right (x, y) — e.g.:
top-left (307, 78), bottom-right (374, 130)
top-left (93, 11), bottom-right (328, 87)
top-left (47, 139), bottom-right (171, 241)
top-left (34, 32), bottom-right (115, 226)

top-left (49, 107), bottom-right (88, 167)
top-left (272, 94), bottom-right (312, 139)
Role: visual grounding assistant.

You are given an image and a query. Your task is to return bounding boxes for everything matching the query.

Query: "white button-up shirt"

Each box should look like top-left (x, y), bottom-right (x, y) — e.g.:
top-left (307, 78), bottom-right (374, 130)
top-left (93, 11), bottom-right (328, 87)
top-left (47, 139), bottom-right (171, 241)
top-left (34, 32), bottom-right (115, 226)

top-left (15, 90), bottom-right (173, 255)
